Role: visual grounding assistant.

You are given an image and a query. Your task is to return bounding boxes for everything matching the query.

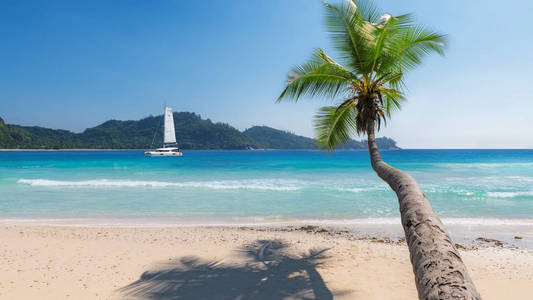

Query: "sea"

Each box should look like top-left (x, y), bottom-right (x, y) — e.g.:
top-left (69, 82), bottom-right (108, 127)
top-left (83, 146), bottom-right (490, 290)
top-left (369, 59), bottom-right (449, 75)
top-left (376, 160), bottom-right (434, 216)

top-left (1, 149), bottom-right (532, 246)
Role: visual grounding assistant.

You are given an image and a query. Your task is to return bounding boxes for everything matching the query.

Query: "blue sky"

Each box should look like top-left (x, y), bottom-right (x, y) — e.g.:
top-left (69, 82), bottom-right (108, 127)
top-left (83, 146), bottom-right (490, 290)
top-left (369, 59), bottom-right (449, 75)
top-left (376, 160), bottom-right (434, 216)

top-left (1, 0), bottom-right (532, 148)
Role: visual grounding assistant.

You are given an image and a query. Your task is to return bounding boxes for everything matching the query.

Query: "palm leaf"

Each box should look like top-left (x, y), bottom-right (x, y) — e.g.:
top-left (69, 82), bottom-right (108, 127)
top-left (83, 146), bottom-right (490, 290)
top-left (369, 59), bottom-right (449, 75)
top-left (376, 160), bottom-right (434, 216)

top-left (323, 1), bottom-right (373, 74)
top-left (314, 104), bottom-right (357, 150)
top-left (379, 24), bottom-right (446, 74)
top-left (351, 0), bottom-right (380, 23)
top-left (277, 49), bottom-right (357, 102)
top-left (368, 14), bottom-right (415, 76)
top-left (380, 88), bottom-right (404, 115)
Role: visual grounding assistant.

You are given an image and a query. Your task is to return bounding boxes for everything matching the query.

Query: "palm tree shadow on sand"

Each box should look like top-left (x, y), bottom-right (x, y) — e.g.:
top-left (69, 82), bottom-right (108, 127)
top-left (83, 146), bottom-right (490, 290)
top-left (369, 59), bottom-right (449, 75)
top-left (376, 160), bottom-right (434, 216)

top-left (119, 240), bottom-right (350, 299)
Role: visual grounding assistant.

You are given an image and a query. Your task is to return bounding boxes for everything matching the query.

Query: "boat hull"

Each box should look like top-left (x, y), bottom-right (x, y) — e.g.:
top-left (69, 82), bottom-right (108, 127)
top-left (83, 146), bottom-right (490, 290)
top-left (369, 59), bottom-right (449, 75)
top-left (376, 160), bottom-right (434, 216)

top-left (144, 151), bottom-right (183, 157)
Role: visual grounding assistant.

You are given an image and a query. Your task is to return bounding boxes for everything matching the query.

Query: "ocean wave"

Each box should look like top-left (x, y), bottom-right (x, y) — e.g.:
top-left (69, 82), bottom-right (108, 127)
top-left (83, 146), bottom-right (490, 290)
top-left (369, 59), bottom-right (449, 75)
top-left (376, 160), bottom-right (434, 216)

top-left (486, 191), bottom-right (533, 198)
top-left (444, 176), bottom-right (533, 183)
top-left (336, 187), bottom-right (375, 193)
top-left (17, 179), bottom-right (302, 191)
top-left (504, 176), bottom-right (533, 182)
top-left (17, 178), bottom-right (390, 193)
top-left (439, 162), bottom-right (533, 169)
top-left (423, 186), bottom-right (476, 196)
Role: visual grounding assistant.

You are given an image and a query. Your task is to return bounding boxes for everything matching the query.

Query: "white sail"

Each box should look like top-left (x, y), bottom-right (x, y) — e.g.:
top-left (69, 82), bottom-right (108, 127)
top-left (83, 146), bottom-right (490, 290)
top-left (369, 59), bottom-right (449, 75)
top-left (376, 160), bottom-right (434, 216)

top-left (163, 107), bottom-right (176, 145)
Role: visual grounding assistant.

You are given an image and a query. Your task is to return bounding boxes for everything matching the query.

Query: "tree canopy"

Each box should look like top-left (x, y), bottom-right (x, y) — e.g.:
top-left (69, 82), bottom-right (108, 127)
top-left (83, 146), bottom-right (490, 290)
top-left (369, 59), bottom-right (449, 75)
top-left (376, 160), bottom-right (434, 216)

top-left (278, 0), bottom-right (445, 149)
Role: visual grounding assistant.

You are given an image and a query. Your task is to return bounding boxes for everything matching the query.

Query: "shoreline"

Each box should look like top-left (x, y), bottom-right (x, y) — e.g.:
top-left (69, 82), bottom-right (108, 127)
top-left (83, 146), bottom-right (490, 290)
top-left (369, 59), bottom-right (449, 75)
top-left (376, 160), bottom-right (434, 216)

top-left (1, 225), bottom-right (532, 299)
top-left (3, 215), bottom-right (533, 224)
top-left (2, 217), bottom-right (532, 249)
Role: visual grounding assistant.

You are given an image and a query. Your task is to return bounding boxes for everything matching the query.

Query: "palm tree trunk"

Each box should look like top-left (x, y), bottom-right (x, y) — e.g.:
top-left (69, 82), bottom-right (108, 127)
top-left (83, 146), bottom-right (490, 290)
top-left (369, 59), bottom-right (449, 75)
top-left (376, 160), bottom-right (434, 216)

top-left (366, 125), bottom-right (481, 300)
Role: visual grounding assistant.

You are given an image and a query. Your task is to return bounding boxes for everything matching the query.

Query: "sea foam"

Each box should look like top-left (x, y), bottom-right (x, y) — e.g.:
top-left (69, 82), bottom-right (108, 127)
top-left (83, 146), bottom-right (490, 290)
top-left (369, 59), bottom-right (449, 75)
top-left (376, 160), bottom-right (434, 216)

top-left (486, 191), bottom-right (533, 198)
top-left (17, 178), bottom-right (302, 191)
top-left (17, 178), bottom-right (387, 193)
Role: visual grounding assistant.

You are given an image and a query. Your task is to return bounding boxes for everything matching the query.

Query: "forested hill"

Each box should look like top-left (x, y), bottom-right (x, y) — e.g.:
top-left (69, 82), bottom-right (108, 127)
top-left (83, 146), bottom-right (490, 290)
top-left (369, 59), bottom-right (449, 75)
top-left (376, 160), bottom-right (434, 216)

top-left (243, 126), bottom-right (316, 149)
top-left (243, 126), bottom-right (399, 150)
top-left (0, 113), bottom-right (259, 150)
top-left (0, 114), bottom-right (399, 150)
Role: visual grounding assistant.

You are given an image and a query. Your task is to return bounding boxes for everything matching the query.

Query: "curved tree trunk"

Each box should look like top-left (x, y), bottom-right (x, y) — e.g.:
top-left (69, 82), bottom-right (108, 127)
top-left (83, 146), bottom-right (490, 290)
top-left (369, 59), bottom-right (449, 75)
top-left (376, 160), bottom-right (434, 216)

top-left (366, 125), bottom-right (480, 300)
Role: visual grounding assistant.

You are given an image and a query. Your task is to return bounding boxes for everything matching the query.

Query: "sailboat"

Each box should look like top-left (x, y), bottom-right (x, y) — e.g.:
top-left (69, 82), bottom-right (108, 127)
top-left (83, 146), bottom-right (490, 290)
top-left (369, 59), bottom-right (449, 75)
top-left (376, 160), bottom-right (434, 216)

top-left (145, 107), bottom-right (183, 157)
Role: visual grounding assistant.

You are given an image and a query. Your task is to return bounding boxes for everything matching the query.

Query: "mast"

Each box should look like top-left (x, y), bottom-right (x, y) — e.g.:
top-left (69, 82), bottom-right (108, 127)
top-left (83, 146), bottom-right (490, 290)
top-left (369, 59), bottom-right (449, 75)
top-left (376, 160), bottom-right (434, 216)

top-left (163, 107), bottom-right (177, 147)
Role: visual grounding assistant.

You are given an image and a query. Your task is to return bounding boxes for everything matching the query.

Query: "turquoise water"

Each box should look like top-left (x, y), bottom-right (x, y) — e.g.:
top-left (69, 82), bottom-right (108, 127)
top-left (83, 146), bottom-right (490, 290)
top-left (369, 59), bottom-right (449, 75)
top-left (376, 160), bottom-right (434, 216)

top-left (1, 150), bottom-right (533, 223)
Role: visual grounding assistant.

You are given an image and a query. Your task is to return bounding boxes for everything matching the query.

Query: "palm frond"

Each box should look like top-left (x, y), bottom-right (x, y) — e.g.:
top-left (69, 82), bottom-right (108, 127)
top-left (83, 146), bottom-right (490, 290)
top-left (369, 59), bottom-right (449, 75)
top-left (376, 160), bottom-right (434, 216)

top-left (367, 13), bottom-right (415, 76)
top-left (380, 88), bottom-right (404, 115)
top-left (314, 104), bottom-right (357, 150)
top-left (323, 1), bottom-right (373, 74)
top-left (378, 24), bottom-right (446, 74)
top-left (336, 96), bottom-right (358, 112)
top-left (375, 71), bottom-right (404, 91)
top-left (397, 26), bottom-right (446, 71)
top-left (277, 49), bottom-right (356, 102)
top-left (351, 0), bottom-right (380, 23)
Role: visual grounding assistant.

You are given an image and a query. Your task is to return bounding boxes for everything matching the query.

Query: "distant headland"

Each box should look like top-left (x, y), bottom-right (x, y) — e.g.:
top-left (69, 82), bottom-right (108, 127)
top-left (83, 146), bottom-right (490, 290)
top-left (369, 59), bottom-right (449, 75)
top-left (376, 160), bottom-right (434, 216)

top-left (0, 114), bottom-right (399, 150)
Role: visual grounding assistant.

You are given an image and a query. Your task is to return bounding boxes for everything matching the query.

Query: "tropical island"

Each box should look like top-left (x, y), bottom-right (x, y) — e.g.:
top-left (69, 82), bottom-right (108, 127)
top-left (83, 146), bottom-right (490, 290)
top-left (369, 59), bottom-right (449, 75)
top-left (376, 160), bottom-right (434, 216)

top-left (0, 114), bottom-right (399, 150)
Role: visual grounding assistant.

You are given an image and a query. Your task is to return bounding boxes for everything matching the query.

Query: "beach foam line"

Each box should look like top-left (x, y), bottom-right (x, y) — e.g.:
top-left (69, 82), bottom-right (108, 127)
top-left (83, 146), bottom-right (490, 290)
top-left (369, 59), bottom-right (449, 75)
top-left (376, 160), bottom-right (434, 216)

top-left (439, 162), bottom-right (533, 169)
top-left (292, 217), bottom-right (533, 226)
top-left (486, 191), bottom-right (533, 198)
top-left (2, 215), bottom-right (533, 227)
top-left (336, 187), bottom-right (377, 193)
top-left (17, 178), bottom-right (389, 193)
top-left (441, 217), bottom-right (533, 226)
top-left (17, 178), bottom-right (302, 191)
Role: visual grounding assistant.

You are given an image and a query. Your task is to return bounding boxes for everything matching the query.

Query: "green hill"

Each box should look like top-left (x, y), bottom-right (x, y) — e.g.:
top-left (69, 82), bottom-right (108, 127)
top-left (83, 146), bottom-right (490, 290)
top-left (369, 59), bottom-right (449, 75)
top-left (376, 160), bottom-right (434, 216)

top-left (244, 125), bottom-right (399, 150)
top-left (74, 113), bottom-right (259, 149)
top-left (0, 114), bottom-right (399, 150)
top-left (1, 113), bottom-right (259, 150)
top-left (243, 126), bottom-right (316, 149)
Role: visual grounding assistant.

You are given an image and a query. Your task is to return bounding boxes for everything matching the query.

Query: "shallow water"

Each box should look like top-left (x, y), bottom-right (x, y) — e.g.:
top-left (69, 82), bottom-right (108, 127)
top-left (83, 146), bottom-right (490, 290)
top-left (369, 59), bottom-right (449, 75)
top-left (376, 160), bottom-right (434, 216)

top-left (1, 149), bottom-right (532, 222)
top-left (2, 149), bottom-right (533, 246)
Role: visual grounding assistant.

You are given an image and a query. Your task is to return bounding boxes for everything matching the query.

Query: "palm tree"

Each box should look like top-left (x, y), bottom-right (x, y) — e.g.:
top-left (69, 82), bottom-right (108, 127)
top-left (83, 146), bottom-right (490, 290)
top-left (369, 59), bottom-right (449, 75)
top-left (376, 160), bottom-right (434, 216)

top-left (277, 1), bottom-right (480, 299)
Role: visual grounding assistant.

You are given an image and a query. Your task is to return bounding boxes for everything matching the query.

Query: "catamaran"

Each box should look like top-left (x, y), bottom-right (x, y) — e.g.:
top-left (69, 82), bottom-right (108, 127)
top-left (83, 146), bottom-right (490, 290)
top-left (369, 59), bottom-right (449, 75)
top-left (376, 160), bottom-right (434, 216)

top-left (145, 107), bottom-right (183, 157)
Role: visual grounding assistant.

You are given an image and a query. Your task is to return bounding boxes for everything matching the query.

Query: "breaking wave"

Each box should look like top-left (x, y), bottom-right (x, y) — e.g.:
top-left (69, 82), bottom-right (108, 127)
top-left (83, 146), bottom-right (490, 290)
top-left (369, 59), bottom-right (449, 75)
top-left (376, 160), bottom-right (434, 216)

top-left (439, 162), bottom-right (533, 169)
top-left (17, 178), bottom-right (389, 193)
top-left (486, 191), bottom-right (533, 198)
top-left (17, 179), bottom-right (302, 191)
top-left (336, 187), bottom-right (378, 193)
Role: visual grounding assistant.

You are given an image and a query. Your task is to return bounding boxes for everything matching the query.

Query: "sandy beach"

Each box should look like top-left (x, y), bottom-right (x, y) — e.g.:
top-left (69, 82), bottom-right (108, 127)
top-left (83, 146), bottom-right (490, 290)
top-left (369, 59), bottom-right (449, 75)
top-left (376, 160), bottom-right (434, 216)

top-left (1, 225), bottom-right (532, 300)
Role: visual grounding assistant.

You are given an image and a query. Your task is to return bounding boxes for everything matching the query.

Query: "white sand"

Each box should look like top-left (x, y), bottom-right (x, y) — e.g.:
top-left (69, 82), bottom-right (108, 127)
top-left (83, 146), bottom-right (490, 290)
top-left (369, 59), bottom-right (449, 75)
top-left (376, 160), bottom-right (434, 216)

top-left (1, 225), bottom-right (532, 299)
